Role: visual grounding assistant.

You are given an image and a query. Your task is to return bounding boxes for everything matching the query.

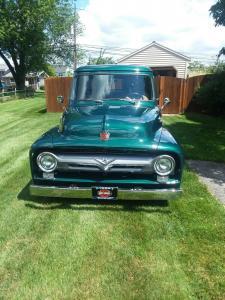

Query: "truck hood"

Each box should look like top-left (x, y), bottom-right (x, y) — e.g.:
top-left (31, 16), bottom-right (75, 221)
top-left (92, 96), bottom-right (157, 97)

top-left (53, 104), bottom-right (162, 150)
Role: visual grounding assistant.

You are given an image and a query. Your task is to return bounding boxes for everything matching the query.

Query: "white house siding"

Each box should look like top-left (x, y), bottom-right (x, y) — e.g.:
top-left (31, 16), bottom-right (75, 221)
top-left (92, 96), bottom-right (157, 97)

top-left (118, 45), bottom-right (189, 79)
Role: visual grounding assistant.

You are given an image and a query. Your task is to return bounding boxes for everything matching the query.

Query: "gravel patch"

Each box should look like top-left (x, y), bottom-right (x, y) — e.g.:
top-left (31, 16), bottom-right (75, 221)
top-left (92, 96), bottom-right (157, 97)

top-left (187, 160), bottom-right (225, 205)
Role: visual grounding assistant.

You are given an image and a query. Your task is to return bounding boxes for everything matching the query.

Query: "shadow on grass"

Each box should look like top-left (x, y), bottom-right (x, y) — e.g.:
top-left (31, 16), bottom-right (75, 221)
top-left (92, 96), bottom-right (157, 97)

top-left (164, 113), bottom-right (225, 162)
top-left (38, 108), bottom-right (47, 114)
top-left (17, 182), bottom-right (170, 214)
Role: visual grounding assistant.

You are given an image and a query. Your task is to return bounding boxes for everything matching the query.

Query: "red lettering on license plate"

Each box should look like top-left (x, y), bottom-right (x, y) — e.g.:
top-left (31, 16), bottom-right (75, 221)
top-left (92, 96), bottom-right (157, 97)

top-left (97, 189), bottom-right (112, 198)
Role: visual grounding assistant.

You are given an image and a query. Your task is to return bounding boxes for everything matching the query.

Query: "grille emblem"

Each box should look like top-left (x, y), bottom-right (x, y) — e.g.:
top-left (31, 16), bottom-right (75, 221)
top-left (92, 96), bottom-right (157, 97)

top-left (100, 131), bottom-right (110, 141)
top-left (95, 158), bottom-right (115, 171)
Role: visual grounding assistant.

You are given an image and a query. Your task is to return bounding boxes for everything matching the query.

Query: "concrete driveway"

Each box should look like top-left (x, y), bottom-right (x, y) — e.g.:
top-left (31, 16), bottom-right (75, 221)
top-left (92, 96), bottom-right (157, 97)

top-left (187, 160), bottom-right (225, 205)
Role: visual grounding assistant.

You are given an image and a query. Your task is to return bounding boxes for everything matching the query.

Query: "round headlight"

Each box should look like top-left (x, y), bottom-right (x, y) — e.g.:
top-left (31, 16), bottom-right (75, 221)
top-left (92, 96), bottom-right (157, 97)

top-left (154, 155), bottom-right (175, 176)
top-left (37, 152), bottom-right (57, 172)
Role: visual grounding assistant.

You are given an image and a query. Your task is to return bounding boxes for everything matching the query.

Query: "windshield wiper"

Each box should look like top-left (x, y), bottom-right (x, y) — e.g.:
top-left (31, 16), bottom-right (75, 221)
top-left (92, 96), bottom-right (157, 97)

top-left (120, 98), bottom-right (136, 104)
top-left (77, 98), bottom-right (137, 106)
top-left (77, 99), bottom-right (103, 105)
top-left (101, 98), bottom-right (136, 104)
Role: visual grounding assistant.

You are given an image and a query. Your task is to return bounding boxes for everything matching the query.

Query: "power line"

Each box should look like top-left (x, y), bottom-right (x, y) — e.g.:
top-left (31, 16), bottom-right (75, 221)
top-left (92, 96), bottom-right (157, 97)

top-left (68, 40), bottom-right (222, 64)
top-left (82, 49), bottom-right (219, 62)
top-left (79, 43), bottom-right (220, 58)
top-left (79, 44), bottom-right (136, 52)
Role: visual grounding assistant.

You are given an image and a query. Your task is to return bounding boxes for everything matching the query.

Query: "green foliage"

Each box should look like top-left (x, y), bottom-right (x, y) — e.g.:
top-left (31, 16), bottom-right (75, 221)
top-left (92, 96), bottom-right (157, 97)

top-left (43, 64), bottom-right (56, 76)
top-left (88, 56), bottom-right (115, 65)
top-left (0, 0), bottom-right (83, 89)
top-left (66, 70), bottom-right (74, 77)
top-left (210, 1), bottom-right (225, 58)
top-left (207, 61), bottom-right (225, 73)
top-left (188, 60), bottom-right (206, 72)
top-left (194, 71), bottom-right (225, 116)
top-left (210, 0), bottom-right (225, 26)
top-left (188, 60), bottom-right (225, 75)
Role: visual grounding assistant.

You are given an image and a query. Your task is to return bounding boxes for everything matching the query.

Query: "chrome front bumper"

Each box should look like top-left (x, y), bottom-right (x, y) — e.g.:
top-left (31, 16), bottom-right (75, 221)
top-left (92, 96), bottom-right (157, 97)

top-left (30, 185), bottom-right (182, 200)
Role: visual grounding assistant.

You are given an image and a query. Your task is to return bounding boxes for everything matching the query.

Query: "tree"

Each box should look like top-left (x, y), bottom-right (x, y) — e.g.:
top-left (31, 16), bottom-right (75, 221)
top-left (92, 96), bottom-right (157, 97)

top-left (44, 64), bottom-right (56, 77)
top-left (0, 0), bottom-right (83, 89)
top-left (87, 49), bottom-right (115, 65)
top-left (210, 1), bottom-right (225, 57)
top-left (88, 56), bottom-right (115, 65)
top-left (194, 70), bottom-right (225, 116)
top-left (188, 60), bottom-right (225, 75)
top-left (188, 60), bottom-right (206, 72)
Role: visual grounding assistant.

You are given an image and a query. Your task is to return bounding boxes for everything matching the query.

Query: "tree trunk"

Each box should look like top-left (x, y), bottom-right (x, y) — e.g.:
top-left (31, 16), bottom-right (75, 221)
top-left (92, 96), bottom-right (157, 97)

top-left (14, 72), bottom-right (26, 90)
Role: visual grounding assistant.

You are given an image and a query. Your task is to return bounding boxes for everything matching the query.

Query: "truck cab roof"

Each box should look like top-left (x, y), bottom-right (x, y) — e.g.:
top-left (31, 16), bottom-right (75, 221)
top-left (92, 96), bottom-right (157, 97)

top-left (75, 64), bottom-right (153, 75)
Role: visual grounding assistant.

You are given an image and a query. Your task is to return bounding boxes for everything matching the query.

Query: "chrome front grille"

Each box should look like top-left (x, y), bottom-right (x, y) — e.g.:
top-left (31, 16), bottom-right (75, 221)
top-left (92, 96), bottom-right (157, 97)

top-left (55, 154), bottom-right (155, 174)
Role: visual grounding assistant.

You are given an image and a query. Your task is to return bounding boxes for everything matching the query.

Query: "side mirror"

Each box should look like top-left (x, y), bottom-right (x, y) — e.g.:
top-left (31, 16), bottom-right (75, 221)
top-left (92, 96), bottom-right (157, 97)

top-left (161, 97), bottom-right (171, 111)
top-left (57, 95), bottom-right (64, 104)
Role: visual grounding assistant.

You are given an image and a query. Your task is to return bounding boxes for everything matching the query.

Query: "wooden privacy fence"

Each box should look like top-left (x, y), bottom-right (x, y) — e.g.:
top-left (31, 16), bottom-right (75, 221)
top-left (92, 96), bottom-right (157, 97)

top-left (45, 75), bottom-right (208, 113)
top-left (158, 75), bottom-right (207, 114)
top-left (45, 77), bottom-right (72, 112)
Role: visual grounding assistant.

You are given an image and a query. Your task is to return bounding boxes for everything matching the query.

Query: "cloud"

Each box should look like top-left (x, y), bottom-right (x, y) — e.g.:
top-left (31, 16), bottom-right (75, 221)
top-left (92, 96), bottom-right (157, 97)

top-left (79, 0), bottom-right (225, 61)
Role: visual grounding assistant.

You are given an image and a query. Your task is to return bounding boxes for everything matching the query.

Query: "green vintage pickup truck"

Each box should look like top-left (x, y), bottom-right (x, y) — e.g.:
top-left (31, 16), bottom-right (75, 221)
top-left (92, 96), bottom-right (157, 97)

top-left (29, 65), bottom-right (183, 200)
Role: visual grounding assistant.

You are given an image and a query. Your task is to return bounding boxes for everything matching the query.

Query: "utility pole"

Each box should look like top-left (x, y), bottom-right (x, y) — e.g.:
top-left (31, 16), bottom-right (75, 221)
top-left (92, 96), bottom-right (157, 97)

top-left (73, 0), bottom-right (77, 70)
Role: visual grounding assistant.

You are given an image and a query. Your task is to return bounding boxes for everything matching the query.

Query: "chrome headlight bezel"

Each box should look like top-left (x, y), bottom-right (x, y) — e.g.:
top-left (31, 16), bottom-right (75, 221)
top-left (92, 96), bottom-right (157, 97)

top-left (37, 152), bottom-right (57, 173)
top-left (153, 155), bottom-right (175, 176)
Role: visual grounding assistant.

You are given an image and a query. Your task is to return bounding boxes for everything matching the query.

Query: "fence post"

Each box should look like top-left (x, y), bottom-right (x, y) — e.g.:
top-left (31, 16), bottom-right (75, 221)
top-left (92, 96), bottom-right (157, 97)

top-left (179, 79), bottom-right (184, 114)
top-left (158, 76), bottom-right (165, 107)
top-left (182, 79), bottom-right (188, 114)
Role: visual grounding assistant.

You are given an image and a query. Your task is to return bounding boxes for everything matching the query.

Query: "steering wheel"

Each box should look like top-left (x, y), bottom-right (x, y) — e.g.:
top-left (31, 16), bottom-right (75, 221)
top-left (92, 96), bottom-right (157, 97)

top-left (127, 92), bottom-right (143, 100)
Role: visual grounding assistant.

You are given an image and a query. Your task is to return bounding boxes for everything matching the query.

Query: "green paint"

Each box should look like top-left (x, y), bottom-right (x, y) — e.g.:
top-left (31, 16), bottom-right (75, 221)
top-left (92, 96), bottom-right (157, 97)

top-left (30, 65), bottom-right (184, 192)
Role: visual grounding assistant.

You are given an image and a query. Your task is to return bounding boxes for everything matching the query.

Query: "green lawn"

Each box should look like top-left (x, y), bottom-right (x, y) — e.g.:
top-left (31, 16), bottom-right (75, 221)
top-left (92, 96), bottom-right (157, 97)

top-left (0, 95), bottom-right (225, 299)
top-left (164, 113), bottom-right (225, 163)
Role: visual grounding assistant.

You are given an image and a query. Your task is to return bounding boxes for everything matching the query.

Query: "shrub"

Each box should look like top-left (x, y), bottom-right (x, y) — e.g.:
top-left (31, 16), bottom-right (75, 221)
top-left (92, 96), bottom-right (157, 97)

top-left (194, 71), bottom-right (225, 116)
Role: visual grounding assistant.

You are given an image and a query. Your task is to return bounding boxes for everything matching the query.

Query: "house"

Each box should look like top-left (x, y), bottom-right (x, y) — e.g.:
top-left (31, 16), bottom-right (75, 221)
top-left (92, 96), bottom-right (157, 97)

top-left (36, 71), bottom-right (49, 88)
top-left (117, 41), bottom-right (191, 79)
top-left (0, 64), bottom-right (8, 79)
top-left (54, 65), bottom-right (68, 77)
top-left (2, 70), bottom-right (49, 90)
top-left (1, 71), bottom-right (16, 87)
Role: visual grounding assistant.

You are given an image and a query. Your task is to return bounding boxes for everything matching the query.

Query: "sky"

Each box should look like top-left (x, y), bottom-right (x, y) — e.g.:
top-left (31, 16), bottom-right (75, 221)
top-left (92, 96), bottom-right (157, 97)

top-left (1, 0), bottom-right (225, 67)
top-left (78, 0), bottom-right (225, 63)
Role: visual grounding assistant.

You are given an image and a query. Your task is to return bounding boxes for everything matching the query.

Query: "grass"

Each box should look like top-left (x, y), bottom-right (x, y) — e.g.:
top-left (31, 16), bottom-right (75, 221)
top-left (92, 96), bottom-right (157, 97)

top-left (164, 113), bottom-right (225, 163)
top-left (0, 95), bottom-right (225, 299)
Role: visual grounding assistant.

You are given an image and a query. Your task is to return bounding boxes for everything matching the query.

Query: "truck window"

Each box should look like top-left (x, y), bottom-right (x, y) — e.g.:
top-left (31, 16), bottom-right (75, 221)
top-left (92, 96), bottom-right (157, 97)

top-left (74, 74), bottom-right (153, 101)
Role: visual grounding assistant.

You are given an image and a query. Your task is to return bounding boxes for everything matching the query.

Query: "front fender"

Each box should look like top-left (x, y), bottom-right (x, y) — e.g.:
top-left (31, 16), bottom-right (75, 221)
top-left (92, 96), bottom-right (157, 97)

top-left (157, 127), bottom-right (184, 178)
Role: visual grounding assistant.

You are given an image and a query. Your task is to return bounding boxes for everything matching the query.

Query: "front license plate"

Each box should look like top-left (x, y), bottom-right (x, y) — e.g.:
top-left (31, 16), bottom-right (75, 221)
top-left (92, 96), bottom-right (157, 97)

top-left (92, 187), bottom-right (118, 200)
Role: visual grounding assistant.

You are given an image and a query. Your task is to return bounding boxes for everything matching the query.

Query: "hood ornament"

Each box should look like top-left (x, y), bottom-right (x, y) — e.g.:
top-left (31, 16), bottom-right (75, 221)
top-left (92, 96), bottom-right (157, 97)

top-left (100, 130), bottom-right (110, 141)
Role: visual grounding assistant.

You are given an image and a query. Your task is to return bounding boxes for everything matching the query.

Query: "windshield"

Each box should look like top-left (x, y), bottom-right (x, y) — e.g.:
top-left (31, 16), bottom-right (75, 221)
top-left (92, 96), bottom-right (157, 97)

top-left (73, 74), bottom-right (153, 102)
